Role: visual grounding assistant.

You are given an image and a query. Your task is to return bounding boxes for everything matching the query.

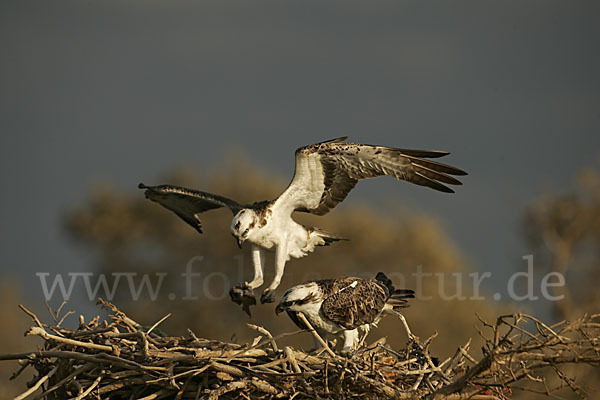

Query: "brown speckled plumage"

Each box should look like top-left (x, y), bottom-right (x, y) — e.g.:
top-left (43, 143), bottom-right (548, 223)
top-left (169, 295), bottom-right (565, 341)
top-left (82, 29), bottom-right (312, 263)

top-left (281, 273), bottom-right (414, 332)
top-left (319, 277), bottom-right (389, 330)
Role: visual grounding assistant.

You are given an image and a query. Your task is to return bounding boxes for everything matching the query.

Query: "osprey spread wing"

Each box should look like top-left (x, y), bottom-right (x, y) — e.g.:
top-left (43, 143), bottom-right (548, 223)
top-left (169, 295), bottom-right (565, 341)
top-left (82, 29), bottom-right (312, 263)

top-left (277, 137), bottom-right (464, 216)
top-left (137, 184), bottom-right (244, 234)
top-left (139, 137), bottom-right (466, 310)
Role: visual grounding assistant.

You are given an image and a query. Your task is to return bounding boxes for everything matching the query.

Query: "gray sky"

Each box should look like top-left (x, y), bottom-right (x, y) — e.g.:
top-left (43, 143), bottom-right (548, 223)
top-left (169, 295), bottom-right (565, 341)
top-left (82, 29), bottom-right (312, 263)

top-left (1, 1), bottom-right (599, 316)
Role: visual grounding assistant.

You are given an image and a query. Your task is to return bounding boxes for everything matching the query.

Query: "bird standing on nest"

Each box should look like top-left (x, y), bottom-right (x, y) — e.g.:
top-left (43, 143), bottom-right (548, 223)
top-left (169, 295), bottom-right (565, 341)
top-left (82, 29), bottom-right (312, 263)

top-left (276, 272), bottom-right (415, 355)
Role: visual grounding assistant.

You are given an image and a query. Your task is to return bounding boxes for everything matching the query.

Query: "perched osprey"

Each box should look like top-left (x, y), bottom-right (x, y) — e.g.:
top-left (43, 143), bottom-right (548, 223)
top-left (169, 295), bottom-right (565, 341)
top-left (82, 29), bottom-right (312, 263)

top-left (276, 272), bottom-right (415, 354)
top-left (139, 137), bottom-right (466, 310)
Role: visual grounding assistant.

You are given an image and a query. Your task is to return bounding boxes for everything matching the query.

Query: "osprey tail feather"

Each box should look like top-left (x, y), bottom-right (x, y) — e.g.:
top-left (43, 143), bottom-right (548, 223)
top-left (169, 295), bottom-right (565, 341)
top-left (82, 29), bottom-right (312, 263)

top-left (376, 272), bottom-right (415, 310)
top-left (310, 227), bottom-right (349, 246)
top-left (387, 289), bottom-right (415, 310)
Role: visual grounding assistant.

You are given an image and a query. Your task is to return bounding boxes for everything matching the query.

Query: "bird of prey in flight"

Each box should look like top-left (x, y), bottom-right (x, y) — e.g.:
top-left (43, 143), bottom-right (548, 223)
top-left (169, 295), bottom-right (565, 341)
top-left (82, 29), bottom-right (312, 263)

top-left (276, 272), bottom-right (415, 355)
top-left (138, 137), bottom-right (466, 311)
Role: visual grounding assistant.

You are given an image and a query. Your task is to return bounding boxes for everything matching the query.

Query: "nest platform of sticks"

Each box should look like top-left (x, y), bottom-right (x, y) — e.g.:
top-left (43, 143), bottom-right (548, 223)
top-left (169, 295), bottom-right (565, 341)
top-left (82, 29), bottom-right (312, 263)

top-left (2, 299), bottom-right (599, 399)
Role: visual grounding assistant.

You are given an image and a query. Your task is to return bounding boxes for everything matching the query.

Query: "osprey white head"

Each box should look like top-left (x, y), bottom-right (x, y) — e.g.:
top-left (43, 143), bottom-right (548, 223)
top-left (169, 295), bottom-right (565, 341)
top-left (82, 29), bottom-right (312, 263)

top-left (276, 283), bottom-right (320, 314)
top-left (230, 209), bottom-right (258, 248)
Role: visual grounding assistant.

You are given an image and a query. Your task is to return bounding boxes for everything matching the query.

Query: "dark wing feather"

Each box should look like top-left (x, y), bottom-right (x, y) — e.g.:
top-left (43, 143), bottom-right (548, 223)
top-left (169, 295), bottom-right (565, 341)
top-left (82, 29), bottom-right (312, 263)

top-left (138, 183), bottom-right (242, 234)
top-left (277, 137), bottom-right (467, 216)
top-left (321, 278), bottom-right (388, 330)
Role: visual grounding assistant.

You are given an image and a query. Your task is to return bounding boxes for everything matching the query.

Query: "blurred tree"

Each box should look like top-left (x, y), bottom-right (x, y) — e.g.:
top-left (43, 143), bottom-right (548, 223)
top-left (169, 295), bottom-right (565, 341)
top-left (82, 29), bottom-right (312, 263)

top-left (523, 167), bottom-right (600, 320)
top-left (65, 154), bottom-right (499, 356)
top-left (0, 283), bottom-right (38, 398)
top-left (522, 165), bottom-right (600, 399)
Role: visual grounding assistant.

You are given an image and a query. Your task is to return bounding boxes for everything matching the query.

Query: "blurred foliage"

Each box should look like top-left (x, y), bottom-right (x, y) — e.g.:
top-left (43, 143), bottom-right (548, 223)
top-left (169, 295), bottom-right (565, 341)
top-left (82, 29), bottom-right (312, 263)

top-left (523, 167), bottom-right (600, 320)
top-left (522, 166), bottom-right (600, 399)
top-left (0, 283), bottom-right (37, 398)
top-left (65, 155), bottom-right (501, 356)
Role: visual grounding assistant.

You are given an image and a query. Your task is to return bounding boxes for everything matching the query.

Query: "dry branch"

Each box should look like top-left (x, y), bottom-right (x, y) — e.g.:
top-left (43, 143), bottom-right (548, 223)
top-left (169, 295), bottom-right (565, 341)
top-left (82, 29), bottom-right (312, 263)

top-left (2, 301), bottom-right (599, 399)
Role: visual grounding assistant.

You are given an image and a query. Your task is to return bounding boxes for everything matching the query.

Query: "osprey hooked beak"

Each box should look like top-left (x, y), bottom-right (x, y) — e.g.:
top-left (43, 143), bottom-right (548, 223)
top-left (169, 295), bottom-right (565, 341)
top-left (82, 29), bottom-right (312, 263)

top-left (275, 304), bottom-right (285, 315)
top-left (232, 232), bottom-right (244, 249)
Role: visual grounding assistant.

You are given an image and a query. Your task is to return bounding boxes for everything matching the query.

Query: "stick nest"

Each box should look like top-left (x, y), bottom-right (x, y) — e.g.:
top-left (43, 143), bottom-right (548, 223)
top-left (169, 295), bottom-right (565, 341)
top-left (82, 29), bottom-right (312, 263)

top-left (3, 299), bottom-right (600, 399)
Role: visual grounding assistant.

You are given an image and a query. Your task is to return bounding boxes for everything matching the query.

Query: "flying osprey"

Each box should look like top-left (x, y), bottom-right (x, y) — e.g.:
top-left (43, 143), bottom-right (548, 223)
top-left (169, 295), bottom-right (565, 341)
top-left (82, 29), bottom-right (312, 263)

top-left (276, 272), bottom-right (415, 355)
top-left (138, 137), bottom-right (466, 310)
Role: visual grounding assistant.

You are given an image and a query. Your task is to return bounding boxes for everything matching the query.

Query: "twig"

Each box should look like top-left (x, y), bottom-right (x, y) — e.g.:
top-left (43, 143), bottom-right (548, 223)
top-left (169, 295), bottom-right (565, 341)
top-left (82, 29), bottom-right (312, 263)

top-left (25, 326), bottom-right (113, 352)
top-left (18, 305), bottom-right (44, 330)
top-left (297, 313), bottom-right (337, 358)
top-left (70, 375), bottom-right (102, 400)
top-left (57, 311), bottom-right (75, 328)
top-left (247, 323), bottom-right (279, 352)
top-left (34, 363), bottom-right (95, 399)
top-left (13, 365), bottom-right (58, 400)
top-left (146, 313), bottom-right (171, 335)
top-left (285, 346), bottom-right (302, 374)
